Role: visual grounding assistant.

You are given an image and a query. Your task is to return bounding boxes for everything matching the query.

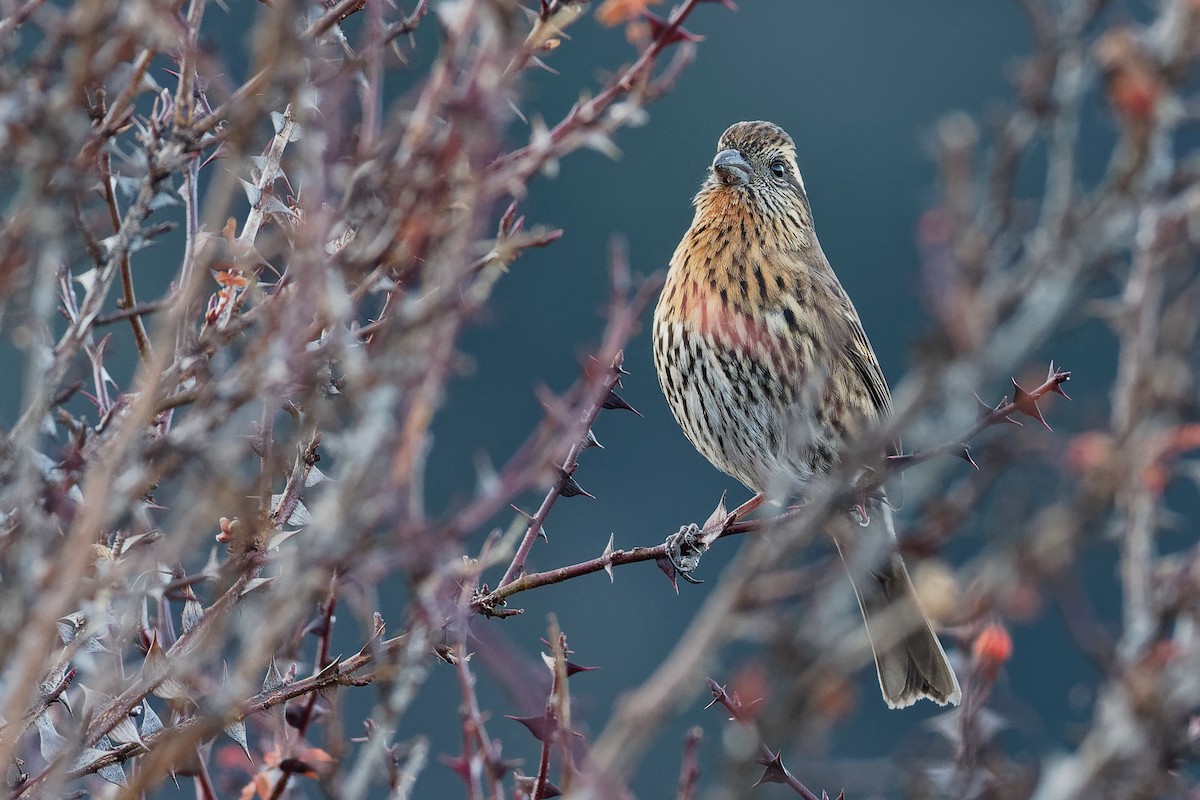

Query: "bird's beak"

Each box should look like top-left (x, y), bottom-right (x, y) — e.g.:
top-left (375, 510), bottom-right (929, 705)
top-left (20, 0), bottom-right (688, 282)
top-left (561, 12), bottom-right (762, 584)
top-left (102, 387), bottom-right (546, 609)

top-left (712, 149), bottom-right (751, 186)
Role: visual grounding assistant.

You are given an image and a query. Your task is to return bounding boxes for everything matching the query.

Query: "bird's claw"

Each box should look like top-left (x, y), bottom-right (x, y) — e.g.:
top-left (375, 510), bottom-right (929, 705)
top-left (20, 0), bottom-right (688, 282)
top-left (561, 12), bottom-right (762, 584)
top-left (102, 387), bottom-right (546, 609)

top-left (665, 523), bottom-right (706, 583)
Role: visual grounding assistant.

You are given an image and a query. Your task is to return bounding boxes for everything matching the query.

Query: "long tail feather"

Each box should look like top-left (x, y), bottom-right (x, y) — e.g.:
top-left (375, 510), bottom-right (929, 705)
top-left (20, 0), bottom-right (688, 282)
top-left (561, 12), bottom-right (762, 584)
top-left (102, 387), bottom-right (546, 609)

top-left (831, 504), bottom-right (961, 709)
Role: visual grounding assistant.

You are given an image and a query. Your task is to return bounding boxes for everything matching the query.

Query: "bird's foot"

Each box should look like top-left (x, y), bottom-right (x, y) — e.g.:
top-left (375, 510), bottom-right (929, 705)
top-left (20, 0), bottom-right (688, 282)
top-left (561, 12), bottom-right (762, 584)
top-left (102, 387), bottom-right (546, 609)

top-left (664, 523), bottom-right (706, 584)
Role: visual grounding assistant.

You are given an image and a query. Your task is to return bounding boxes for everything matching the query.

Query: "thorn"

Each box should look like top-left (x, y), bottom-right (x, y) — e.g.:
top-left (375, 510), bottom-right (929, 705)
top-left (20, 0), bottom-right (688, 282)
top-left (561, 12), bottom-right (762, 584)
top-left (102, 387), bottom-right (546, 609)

top-left (643, 10), bottom-right (705, 44)
top-left (1012, 378), bottom-right (1052, 430)
top-left (702, 491), bottom-right (730, 531)
top-left (704, 679), bottom-right (728, 710)
top-left (507, 98), bottom-right (528, 125)
top-left (558, 468), bottom-right (594, 499)
top-left (1011, 378), bottom-right (1032, 409)
top-left (512, 505), bottom-right (548, 541)
top-left (506, 713), bottom-right (555, 743)
top-left (656, 555), bottom-right (680, 594)
top-left (565, 660), bottom-right (599, 677)
top-left (602, 534), bottom-right (615, 582)
top-left (506, 713), bottom-right (582, 744)
top-left (536, 781), bottom-right (563, 798)
top-left (582, 428), bottom-right (603, 449)
top-left (440, 752), bottom-right (473, 782)
top-left (602, 389), bottom-right (642, 417)
top-left (528, 55), bottom-right (559, 74)
top-left (498, 200), bottom-right (518, 238)
top-left (539, 635), bottom-right (570, 655)
top-left (485, 606), bottom-right (523, 619)
top-left (753, 749), bottom-right (790, 786)
top-left (1047, 361), bottom-right (1073, 399)
top-left (958, 444), bottom-right (979, 470)
top-left (972, 392), bottom-right (993, 418)
top-left (989, 394), bottom-right (1022, 426)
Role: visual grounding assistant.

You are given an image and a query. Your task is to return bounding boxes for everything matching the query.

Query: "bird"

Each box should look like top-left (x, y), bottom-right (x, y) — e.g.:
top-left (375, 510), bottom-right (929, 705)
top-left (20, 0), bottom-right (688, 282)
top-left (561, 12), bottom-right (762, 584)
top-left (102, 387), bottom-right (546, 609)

top-left (652, 120), bottom-right (961, 709)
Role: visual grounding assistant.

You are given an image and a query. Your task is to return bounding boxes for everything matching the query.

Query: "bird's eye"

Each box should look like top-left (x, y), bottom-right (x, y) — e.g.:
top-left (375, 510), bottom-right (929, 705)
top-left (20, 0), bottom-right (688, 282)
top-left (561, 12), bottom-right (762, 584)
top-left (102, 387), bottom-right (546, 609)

top-left (770, 161), bottom-right (787, 180)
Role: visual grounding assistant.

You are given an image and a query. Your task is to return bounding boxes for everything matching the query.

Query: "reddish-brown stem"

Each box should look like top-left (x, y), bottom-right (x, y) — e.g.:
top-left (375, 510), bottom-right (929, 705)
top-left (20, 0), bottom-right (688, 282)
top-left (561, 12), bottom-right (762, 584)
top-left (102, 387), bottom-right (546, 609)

top-left (94, 300), bottom-right (167, 326)
top-left (96, 148), bottom-right (151, 359)
top-left (384, 0), bottom-right (431, 43)
top-left (705, 679), bottom-right (823, 800)
top-left (452, 642), bottom-right (504, 800)
top-left (452, 263), bottom-right (659, 539)
top-left (194, 748), bottom-right (218, 800)
top-left (887, 364), bottom-right (1071, 474)
top-left (675, 727), bottom-right (702, 800)
top-left (485, 0), bottom-right (715, 191)
top-left (19, 631), bottom-right (406, 789)
top-left (478, 363), bottom-right (1068, 613)
top-left (532, 724), bottom-right (553, 800)
top-left (266, 582), bottom-right (338, 800)
top-left (474, 508), bottom-right (804, 614)
top-left (533, 629), bottom-right (571, 799)
top-left (306, 0), bottom-right (370, 37)
top-left (94, 48), bottom-right (156, 142)
top-left (495, 353), bottom-right (626, 590)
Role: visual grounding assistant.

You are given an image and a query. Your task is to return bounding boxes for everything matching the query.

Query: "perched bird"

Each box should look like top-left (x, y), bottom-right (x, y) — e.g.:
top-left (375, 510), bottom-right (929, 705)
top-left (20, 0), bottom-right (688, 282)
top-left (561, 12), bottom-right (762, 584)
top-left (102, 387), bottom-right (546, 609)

top-left (652, 120), bottom-right (961, 709)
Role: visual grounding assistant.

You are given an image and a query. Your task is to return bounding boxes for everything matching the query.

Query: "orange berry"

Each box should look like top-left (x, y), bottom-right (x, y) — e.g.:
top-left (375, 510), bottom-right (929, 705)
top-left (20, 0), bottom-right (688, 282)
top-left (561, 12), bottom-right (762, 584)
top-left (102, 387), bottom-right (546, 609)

top-left (972, 623), bottom-right (1013, 669)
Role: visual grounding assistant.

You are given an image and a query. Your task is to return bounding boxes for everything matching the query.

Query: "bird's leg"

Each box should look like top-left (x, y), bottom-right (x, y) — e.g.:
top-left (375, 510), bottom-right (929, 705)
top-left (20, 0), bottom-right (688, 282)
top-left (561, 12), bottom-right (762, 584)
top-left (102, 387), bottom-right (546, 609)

top-left (665, 493), bottom-right (766, 582)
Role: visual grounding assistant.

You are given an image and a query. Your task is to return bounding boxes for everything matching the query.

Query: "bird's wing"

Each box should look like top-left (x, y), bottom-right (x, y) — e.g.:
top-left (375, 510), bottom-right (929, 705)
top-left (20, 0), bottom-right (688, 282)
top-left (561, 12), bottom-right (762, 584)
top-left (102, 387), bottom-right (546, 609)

top-left (844, 321), bottom-right (892, 419)
top-left (840, 305), bottom-right (902, 462)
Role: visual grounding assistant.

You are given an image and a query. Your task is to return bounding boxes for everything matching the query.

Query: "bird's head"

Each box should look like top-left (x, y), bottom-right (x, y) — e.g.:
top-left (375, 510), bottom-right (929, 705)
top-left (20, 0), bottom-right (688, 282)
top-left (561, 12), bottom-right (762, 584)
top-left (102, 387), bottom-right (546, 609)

top-left (704, 120), bottom-right (806, 198)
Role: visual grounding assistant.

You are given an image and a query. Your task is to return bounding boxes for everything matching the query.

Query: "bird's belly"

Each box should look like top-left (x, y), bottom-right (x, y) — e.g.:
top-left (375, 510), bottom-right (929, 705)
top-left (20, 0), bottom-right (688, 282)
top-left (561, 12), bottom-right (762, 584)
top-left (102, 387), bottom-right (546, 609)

top-left (653, 320), bottom-right (830, 494)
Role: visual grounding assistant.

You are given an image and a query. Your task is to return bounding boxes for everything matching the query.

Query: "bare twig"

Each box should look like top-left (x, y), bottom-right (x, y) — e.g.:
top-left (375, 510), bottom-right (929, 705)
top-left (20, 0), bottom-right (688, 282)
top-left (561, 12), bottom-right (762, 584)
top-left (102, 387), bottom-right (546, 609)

top-left (705, 679), bottom-right (823, 800)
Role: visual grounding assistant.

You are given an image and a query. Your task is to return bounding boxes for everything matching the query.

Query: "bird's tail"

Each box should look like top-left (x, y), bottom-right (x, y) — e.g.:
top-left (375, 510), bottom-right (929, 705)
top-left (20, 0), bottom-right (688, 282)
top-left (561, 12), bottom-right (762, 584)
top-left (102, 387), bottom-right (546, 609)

top-left (832, 506), bottom-right (962, 709)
